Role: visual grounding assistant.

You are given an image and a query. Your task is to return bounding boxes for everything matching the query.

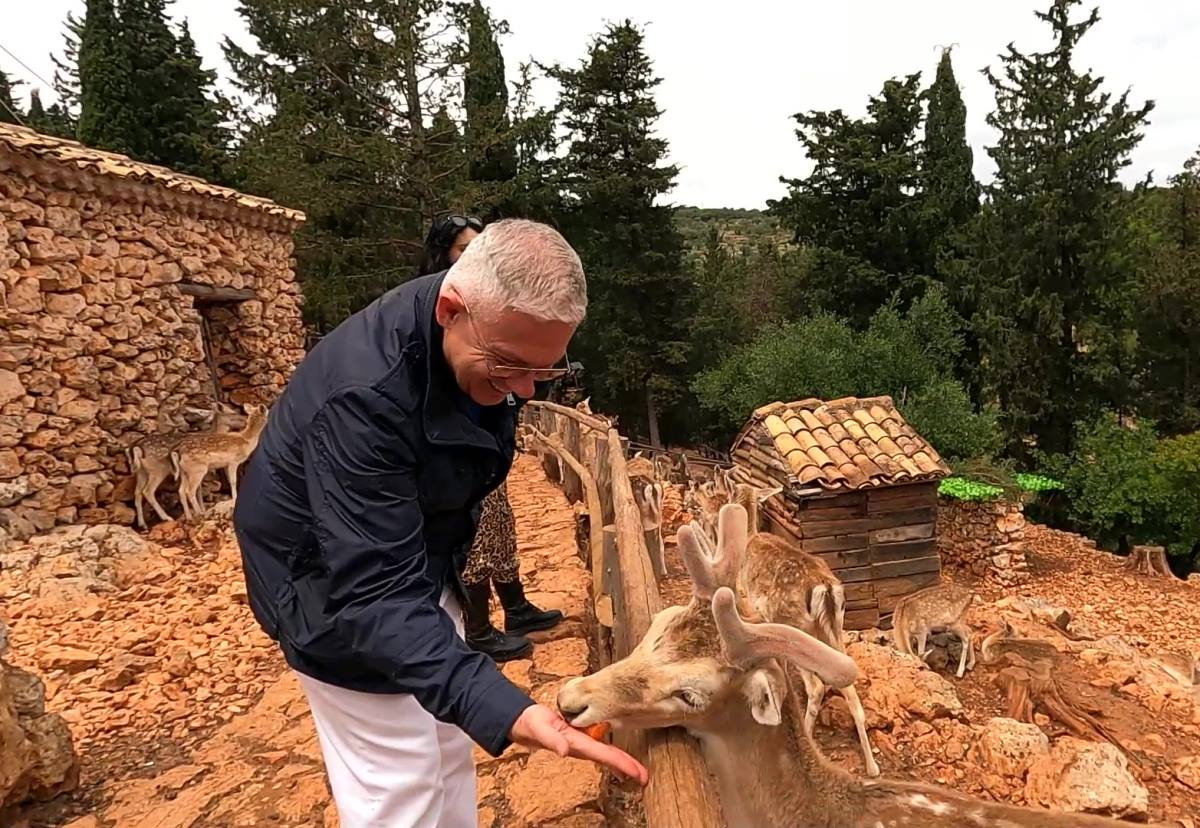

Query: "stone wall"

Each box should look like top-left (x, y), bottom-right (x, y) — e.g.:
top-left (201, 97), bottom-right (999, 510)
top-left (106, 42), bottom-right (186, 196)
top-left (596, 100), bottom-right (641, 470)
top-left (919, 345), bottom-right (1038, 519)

top-left (0, 171), bottom-right (304, 538)
top-left (936, 497), bottom-right (1030, 586)
top-left (0, 619), bottom-right (79, 813)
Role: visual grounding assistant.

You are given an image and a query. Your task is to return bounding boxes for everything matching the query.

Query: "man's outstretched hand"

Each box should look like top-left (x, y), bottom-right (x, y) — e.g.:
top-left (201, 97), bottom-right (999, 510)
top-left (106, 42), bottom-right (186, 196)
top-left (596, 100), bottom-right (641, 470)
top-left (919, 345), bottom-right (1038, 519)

top-left (509, 703), bottom-right (649, 787)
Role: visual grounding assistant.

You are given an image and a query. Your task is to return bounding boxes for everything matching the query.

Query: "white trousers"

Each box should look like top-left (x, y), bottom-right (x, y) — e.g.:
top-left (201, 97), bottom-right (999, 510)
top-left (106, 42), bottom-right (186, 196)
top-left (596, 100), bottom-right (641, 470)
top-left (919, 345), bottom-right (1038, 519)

top-left (296, 589), bottom-right (477, 828)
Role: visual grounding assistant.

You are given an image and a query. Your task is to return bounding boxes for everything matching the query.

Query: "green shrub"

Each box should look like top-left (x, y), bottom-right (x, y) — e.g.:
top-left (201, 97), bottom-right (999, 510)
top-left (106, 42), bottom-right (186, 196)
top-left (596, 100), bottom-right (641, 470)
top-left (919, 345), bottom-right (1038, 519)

top-left (692, 285), bottom-right (1001, 461)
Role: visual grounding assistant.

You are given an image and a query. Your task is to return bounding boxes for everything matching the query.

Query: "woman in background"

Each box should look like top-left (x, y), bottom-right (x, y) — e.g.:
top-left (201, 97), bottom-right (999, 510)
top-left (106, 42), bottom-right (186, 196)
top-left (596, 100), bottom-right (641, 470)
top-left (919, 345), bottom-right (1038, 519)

top-left (418, 214), bottom-right (564, 662)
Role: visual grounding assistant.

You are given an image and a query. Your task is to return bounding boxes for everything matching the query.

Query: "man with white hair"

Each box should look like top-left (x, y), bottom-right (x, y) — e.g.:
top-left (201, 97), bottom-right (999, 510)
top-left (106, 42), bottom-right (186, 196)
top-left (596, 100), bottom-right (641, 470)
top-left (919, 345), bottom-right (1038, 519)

top-left (233, 219), bottom-right (647, 827)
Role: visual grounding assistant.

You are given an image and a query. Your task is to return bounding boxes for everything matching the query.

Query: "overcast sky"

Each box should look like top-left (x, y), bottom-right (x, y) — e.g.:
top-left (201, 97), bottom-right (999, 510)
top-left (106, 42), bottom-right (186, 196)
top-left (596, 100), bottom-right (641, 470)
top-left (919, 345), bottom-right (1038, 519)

top-left (4, 1), bottom-right (1198, 208)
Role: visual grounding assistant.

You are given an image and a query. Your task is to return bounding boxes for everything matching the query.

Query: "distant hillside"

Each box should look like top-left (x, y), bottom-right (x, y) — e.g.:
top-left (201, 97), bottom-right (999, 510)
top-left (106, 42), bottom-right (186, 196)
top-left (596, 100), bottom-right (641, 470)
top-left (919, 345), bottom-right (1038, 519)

top-left (673, 206), bottom-right (787, 252)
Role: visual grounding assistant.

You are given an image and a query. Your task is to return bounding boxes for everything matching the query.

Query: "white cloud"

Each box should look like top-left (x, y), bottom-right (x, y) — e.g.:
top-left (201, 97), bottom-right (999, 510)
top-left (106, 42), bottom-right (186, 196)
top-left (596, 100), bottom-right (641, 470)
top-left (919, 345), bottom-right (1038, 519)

top-left (4, 0), bottom-right (1196, 207)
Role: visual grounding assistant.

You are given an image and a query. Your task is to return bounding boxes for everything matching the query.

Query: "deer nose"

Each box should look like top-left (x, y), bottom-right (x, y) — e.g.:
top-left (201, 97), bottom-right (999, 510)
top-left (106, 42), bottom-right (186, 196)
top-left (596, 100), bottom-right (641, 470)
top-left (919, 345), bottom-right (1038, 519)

top-left (556, 678), bottom-right (587, 719)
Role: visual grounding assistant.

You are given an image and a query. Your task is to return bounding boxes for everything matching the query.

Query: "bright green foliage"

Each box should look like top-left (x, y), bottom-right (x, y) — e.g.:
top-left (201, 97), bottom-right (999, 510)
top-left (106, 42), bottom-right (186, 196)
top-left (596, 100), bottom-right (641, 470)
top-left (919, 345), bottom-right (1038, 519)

top-left (938, 477), bottom-right (1005, 501)
top-left (547, 21), bottom-right (692, 445)
top-left (694, 285), bottom-right (1001, 459)
top-left (770, 74), bottom-right (929, 326)
top-left (952, 0), bottom-right (1153, 457)
top-left (1015, 473), bottom-right (1063, 492)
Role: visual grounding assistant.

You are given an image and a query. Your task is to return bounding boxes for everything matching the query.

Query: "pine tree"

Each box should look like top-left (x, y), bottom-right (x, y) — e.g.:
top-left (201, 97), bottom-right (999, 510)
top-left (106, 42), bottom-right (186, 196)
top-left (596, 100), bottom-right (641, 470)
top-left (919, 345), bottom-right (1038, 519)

top-left (548, 21), bottom-right (691, 445)
top-left (463, 1), bottom-right (517, 199)
top-left (0, 70), bottom-right (20, 124)
top-left (964, 0), bottom-right (1153, 456)
top-left (225, 0), bottom-right (458, 331)
top-left (922, 48), bottom-right (979, 265)
top-left (76, 0), bottom-right (138, 153)
top-left (770, 74), bottom-right (928, 326)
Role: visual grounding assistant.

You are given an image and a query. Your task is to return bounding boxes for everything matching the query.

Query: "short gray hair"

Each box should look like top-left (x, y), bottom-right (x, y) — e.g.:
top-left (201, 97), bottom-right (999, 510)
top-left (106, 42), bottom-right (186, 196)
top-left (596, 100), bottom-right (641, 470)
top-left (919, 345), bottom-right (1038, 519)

top-left (443, 219), bottom-right (587, 325)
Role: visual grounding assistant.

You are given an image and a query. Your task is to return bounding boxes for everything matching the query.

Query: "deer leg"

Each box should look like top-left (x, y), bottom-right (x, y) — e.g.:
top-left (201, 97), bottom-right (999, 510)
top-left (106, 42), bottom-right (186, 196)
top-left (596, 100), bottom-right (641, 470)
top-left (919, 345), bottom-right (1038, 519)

top-left (226, 463), bottom-right (239, 503)
top-left (951, 622), bottom-right (974, 676)
top-left (839, 684), bottom-right (880, 777)
top-left (799, 669), bottom-right (827, 737)
top-left (178, 467), bottom-right (198, 522)
top-left (916, 626), bottom-right (931, 662)
top-left (133, 474), bottom-right (147, 530)
top-left (143, 467), bottom-right (172, 523)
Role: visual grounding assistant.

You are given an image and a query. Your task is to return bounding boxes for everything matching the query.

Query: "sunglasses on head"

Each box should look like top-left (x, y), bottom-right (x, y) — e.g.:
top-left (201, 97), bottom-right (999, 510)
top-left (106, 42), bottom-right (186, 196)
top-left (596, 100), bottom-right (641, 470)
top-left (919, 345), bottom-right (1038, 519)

top-left (442, 214), bottom-right (484, 233)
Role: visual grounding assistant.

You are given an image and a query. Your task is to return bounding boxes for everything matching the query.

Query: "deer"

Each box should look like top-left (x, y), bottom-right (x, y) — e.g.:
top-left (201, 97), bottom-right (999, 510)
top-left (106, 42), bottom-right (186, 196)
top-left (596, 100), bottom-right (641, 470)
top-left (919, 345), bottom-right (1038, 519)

top-left (687, 470), bottom-right (879, 775)
top-left (890, 582), bottom-right (977, 678)
top-left (126, 401), bottom-right (243, 529)
top-left (170, 404), bottom-right (268, 521)
top-left (628, 451), bottom-right (667, 578)
top-left (713, 479), bottom-right (880, 777)
top-left (557, 503), bottom-right (1167, 828)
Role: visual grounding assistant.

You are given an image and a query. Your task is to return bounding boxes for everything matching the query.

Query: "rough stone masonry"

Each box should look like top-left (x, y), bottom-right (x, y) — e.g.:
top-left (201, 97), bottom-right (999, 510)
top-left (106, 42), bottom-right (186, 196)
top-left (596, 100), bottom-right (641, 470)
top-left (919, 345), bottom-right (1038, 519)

top-left (0, 124), bottom-right (306, 540)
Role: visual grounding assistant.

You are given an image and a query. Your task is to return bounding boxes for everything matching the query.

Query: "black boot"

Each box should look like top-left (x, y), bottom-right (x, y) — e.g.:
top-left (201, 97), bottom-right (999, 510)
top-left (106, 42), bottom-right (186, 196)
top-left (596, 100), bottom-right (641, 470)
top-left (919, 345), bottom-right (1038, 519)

top-left (495, 578), bottom-right (564, 636)
top-left (463, 581), bottom-right (532, 662)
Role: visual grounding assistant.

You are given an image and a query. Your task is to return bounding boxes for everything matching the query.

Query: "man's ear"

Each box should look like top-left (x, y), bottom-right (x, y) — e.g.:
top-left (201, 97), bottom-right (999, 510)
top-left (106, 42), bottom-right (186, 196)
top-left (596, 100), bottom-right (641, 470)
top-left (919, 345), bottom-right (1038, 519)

top-left (434, 287), bottom-right (467, 328)
top-left (743, 667), bottom-right (785, 726)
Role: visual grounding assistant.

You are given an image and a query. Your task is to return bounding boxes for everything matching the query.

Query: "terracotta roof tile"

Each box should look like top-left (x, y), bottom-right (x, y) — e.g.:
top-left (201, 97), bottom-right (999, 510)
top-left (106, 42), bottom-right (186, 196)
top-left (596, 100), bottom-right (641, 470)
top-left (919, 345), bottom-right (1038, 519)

top-left (0, 123), bottom-right (305, 224)
top-left (731, 396), bottom-right (952, 492)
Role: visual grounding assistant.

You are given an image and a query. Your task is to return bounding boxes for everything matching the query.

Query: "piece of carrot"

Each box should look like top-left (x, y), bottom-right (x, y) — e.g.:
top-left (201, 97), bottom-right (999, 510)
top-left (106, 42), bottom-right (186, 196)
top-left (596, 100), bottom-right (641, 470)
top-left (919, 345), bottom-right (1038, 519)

top-left (580, 721), bottom-right (611, 740)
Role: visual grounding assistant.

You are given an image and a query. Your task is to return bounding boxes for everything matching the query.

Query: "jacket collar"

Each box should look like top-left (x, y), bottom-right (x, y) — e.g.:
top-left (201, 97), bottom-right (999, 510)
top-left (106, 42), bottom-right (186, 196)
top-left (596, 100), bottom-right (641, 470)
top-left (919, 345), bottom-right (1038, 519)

top-left (413, 272), bottom-right (522, 451)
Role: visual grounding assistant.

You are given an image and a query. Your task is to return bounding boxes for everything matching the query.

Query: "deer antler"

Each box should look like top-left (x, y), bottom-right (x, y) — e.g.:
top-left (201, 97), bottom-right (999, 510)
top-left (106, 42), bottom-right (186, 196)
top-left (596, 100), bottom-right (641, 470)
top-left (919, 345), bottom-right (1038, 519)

top-left (677, 504), bottom-right (748, 600)
top-left (712, 587), bottom-right (859, 689)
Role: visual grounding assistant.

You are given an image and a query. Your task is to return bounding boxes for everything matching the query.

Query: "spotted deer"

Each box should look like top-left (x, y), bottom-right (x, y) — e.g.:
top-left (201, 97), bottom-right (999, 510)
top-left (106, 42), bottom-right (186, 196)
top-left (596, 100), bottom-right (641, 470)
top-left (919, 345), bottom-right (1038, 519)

top-left (688, 472), bottom-right (878, 775)
top-left (126, 402), bottom-right (243, 529)
top-left (557, 504), bottom-right (1166, 828)
top-left (890, 582), bottom-right (977, 678)
top-left (170, 404), bottom-right (268, 520)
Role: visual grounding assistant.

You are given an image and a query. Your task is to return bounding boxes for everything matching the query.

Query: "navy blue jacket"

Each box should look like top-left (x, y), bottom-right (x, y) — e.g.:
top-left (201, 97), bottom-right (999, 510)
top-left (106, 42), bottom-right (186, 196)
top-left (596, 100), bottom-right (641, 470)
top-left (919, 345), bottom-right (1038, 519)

top-left (232, 272), bottom-right (533, 757)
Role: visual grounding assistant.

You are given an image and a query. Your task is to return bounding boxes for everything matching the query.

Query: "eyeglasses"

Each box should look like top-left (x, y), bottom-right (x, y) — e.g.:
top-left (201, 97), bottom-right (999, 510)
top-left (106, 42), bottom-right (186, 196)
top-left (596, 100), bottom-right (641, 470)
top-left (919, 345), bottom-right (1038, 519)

top-left (459, 299), bottom-right (573, 382)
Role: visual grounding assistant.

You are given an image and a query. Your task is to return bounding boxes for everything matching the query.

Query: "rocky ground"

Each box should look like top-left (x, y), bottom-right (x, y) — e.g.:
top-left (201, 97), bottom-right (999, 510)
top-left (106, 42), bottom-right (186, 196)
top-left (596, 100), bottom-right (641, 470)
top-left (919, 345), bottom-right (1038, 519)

top-left (656, 485), bottom-right (1200, 826)
top-left (2, 453), bottom-right (608, 827)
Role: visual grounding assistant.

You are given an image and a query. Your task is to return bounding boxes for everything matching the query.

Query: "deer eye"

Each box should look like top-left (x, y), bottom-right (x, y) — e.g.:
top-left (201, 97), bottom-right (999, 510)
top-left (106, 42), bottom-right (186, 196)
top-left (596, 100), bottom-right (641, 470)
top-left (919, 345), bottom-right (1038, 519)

top-left (673, 688), bottom-right (704, 708)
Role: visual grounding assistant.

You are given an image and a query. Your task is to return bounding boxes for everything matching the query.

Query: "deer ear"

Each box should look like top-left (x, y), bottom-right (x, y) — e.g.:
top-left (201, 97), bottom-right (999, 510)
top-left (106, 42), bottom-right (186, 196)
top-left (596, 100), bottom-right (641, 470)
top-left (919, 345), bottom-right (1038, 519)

top-left (743, 667), bottom-right (785, 726)
top-left (756, 486), bottom-right (783, 503)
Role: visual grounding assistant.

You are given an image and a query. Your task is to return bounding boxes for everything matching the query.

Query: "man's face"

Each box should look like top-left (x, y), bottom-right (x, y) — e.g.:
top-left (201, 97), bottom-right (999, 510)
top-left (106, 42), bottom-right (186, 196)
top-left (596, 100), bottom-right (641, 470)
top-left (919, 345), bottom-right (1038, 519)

top-left (435, 288), bottom-right (576, 406)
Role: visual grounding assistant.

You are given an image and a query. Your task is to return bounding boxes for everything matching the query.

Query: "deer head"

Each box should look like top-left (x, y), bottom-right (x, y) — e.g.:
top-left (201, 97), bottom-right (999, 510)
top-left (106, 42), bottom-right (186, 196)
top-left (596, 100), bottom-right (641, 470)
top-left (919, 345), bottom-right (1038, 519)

top-left (557, 505), bottom-right (857, 734)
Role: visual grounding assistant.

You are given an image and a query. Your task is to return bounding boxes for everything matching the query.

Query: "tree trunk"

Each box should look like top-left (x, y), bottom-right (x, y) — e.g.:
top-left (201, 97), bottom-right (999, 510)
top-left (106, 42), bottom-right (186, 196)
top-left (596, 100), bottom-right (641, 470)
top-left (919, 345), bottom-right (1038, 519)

top-left (1124, 545), bottom-right (1175, 578)
top-left (645, 388), bottom-right (661, 449)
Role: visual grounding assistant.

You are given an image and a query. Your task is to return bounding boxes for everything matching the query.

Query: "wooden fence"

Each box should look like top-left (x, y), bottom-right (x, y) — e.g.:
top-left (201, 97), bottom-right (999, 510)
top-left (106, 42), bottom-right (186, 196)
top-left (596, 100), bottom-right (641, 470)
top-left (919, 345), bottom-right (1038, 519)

top-left (521, 400), bottom-right (724, 828)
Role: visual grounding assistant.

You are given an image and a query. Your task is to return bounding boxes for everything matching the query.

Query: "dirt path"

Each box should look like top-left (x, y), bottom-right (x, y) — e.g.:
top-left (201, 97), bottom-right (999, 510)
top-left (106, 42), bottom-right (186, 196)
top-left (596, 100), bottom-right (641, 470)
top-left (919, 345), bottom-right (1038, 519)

top-left (7, 454), bottom-right (605, 828)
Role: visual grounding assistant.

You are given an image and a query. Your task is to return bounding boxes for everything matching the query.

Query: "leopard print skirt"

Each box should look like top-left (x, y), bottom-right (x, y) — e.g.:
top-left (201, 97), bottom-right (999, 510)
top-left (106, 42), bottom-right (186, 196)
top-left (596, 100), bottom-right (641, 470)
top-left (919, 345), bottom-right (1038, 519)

top-left (461, 482), bottom-right (520, 586)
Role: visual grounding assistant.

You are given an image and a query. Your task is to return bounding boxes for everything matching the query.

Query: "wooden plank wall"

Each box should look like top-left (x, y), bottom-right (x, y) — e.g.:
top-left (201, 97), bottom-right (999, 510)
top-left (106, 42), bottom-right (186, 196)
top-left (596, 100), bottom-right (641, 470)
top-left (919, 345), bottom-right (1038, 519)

top-left (763, 481), bottom-right (941, 629)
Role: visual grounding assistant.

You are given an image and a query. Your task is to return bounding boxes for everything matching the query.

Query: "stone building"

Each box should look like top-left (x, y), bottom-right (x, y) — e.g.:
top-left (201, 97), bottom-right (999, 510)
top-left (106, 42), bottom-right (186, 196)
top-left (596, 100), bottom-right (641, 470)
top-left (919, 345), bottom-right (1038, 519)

top-left (728, 395), bottom-right (951, 629)
top-left (0, 124), bottom-right (306, 537)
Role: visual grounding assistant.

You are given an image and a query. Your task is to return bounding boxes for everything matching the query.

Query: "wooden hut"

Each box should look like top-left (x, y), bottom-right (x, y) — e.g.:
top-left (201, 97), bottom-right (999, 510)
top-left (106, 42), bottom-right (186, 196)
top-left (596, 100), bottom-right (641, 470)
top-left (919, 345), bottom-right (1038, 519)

top-left (729, 396), bottom-right (951, 629)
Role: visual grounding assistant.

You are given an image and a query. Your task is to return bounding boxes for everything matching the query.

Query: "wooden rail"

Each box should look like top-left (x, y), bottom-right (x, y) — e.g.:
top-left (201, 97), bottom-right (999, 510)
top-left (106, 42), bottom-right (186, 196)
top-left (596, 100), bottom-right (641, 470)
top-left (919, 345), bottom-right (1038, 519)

top-left (522, 401), bottom-right (724, 828)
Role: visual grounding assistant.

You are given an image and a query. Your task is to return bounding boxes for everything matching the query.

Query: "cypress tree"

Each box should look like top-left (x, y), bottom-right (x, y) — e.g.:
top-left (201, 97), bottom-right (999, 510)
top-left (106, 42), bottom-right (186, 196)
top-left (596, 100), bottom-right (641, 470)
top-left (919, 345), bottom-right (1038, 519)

top-left (464, 1), bottom-right (517, 193)
top-left (922, 48), bottom-right (979, 259)
top-left (77, 0), bottom-right (138, 152)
